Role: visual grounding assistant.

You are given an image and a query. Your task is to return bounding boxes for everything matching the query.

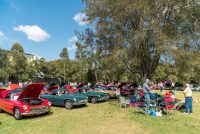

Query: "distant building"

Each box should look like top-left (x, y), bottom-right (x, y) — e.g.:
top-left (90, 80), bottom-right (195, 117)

top-left (24, 53), bottom-right (42, 63)
top-left (0, 49), bottom-right (43, 63)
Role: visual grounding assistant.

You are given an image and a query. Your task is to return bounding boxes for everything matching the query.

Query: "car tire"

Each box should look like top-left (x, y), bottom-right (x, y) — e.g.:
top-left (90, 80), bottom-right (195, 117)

top-left (106, 95), bottom-right (110, 101)
top-left (107, 94), bottom-right (111, 100)
top-left (14, 107), bottom-right (22, 120)
top-left (0, 108), bottom-right (3, 113)
top-left (82, 104), bottom-right (87, 107)
top-left (91, 97), bottom-right (97, 104)
top-left (65, 100), bottom-right (73, 109)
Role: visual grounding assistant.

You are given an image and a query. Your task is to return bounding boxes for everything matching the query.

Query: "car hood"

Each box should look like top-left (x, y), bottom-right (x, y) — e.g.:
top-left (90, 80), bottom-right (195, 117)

top-left (66, 93), bottom-right (87, 100)
top-left (18, 83), bottom-right (45, 100)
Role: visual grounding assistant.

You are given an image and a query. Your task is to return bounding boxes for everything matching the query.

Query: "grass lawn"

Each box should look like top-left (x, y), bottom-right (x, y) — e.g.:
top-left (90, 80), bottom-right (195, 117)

top-left (0, 91), bottom-right (200, 134)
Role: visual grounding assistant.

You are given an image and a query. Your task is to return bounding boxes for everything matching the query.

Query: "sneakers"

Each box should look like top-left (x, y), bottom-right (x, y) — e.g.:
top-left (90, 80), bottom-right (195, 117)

top-left (182, 112), bottom-right (189, 115)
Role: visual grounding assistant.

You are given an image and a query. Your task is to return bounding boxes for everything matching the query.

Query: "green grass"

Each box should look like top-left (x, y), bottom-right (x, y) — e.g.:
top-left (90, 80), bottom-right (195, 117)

top-left (0, 91), bottom-right (200, 134)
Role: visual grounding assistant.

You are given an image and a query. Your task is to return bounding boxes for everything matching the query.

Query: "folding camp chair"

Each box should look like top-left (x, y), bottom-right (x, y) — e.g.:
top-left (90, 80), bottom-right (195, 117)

top-left (158, 98), bottom-right (178, 115)
top-left (119, 96), bottom-right (130, 108)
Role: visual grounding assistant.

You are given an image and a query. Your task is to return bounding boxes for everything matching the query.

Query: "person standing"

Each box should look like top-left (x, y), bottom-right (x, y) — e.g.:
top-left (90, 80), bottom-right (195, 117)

top-left (183, 83), bottom-right (192, 114)
top-left (158, 81), bottom-right (163, 93)
top-left (171, 81), bottom-right (175, 90)
top-left (0, 80), bottom-right (3, 87)
top-left (143, 79), bottom-right (151, 110)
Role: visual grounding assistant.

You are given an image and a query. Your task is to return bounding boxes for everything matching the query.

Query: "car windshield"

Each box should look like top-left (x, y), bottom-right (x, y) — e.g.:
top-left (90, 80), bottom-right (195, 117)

top-left (10, 93), bottom-right (19, 101)
top-left (122, 85), bottom-right (129, 88)
top-left (107, 86), bottom-right (116, 90)
top-left (51, 89), bottom-right (66, 95)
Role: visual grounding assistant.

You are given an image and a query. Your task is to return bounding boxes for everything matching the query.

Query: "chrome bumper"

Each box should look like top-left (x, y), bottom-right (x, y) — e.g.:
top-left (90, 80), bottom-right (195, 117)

top-left (73, 100), bottom-right (88, 106)
top-left (22, 109), bottom-right (50, 116)
top-left (22, 106), bottom-right (50, 116)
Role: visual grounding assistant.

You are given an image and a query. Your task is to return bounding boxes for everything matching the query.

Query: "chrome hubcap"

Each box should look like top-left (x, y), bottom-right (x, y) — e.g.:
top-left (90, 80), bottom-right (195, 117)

top-left (15, 109), bottom-right (19, 117)
top-left (92, 98), bottom-right (96, 103)
top-left (66, 102), bottom-right (71, 108)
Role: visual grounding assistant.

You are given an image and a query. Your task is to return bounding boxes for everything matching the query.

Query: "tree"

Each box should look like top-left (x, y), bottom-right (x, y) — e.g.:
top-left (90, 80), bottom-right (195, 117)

top-left (11, 42), bottom-right (24, 53)
top-left (10, 43), bottom-right (28, 82)
top-left (76, 0), bottom-right (199, 82)
top-left (59, 48), bottom-right (69, 60)
top-left (59, 48), bottom-right (70, 82)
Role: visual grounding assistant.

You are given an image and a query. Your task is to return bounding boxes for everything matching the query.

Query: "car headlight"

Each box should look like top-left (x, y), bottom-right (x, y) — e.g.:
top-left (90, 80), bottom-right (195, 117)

top-left (48, 101), bottom-right (51, 106)
top-left (22, 105), bottom-right (28, 110)
top-left (98, 95), bottom-right (101, 98)
top-left (73, 98), bottom-right (77, 101)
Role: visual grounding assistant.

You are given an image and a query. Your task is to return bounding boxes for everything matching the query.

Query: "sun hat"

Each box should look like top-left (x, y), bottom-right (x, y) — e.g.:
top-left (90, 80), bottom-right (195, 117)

top-left (145, 79), bottom-right (150, 83)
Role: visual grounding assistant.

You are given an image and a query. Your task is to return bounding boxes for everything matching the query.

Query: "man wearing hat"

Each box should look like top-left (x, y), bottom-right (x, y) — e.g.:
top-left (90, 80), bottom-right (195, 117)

top-left (183, 83), bottom-right (192, 114)
top-left (143, 79), bottom-right (151, 110)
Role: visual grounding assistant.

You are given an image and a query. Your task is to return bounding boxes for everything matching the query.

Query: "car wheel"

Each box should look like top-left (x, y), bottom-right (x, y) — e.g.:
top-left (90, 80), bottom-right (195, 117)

top-left (82, 104), bottom-right (87, 107)
top-left (65, 100), bottom-right (73, 109)
top-left (107, 94), bottom-right (111, 100)
top-left (0, 108), bottom-right (3, 113)
top-left (91, 97), bottom-right (97, 104)
top-left (14, 107), bottom-right (22, 120)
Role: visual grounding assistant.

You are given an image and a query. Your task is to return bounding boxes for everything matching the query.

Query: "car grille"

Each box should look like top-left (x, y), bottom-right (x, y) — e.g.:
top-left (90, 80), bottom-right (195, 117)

top-left (30, 106), bottom-right (48, 114)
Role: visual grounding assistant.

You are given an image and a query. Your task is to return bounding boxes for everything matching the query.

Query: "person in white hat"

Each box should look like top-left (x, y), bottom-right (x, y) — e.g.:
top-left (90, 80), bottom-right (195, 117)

top-left (183, 83), bottom-right (192, 114)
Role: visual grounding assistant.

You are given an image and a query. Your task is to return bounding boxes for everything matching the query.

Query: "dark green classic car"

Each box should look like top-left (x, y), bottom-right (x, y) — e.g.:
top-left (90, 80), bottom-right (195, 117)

top-left (40, 89), bottom-right (88, 109)
top-left (77, 86), bottom-right (109, 103)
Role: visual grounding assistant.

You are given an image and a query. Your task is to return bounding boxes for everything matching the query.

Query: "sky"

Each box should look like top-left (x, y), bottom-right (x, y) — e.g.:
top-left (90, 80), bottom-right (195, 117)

top-left (0, 0), bottom-right (89, 60)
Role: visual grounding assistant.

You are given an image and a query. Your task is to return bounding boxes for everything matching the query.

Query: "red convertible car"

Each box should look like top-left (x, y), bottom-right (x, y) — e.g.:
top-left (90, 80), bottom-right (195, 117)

top-left (0, 83), bottom-right (51, 120)
top-left (117, 83), bottom-right (133, 95)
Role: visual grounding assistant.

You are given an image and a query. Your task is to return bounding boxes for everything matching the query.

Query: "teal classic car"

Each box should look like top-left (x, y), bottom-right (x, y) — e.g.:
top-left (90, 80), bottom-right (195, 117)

top-left (40, 88), bottom-right (88, 109)
top-left (77, 86), bottom-right (109, 103)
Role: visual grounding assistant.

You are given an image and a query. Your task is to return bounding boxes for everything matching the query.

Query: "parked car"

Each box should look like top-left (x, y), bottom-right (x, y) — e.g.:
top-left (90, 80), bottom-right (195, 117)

top-left (0, 83), bottom-right (51, 120)
top-left (40, 88), bottom-right (88, 109)
top-left (60, 84), bottom-right (78, 93)
top-left (174, 82), bottom-right (184, 91)
top-left (94, 85), bottom-right (117, 99)
top-left (76, 84), bottom-right (109, 103)
top-left (9, 84), bottom-right (21, 90)
top-left (190, 84), bottom-right (200, 92)
top-left (43, 82), bottom-right (59, 94)
top-left (117, 83), bottom-right (133, 96)
top-left (70, 85), bottom-right (78, 92)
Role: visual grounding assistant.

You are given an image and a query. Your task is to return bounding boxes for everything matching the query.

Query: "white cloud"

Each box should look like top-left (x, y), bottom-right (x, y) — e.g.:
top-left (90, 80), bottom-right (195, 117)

top-left (73, 13), bottom-right (89, 26)
top-left (67, 36), bottom-right (78, 50)
top-left (0, 31), bottom-right (4, 38)
top-left (68, 36), bottom-right (78, 44)
top-left (67, 47), bottom-right (72, 51)
top-left (13, 25), bottom-right (50, 42)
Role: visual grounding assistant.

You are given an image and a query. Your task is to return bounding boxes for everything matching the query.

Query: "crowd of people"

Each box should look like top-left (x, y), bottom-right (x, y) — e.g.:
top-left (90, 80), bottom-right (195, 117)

top-left (0, 79), bottom-right (193, 115)
top-left (142, 79), bottom-right (192, 115)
